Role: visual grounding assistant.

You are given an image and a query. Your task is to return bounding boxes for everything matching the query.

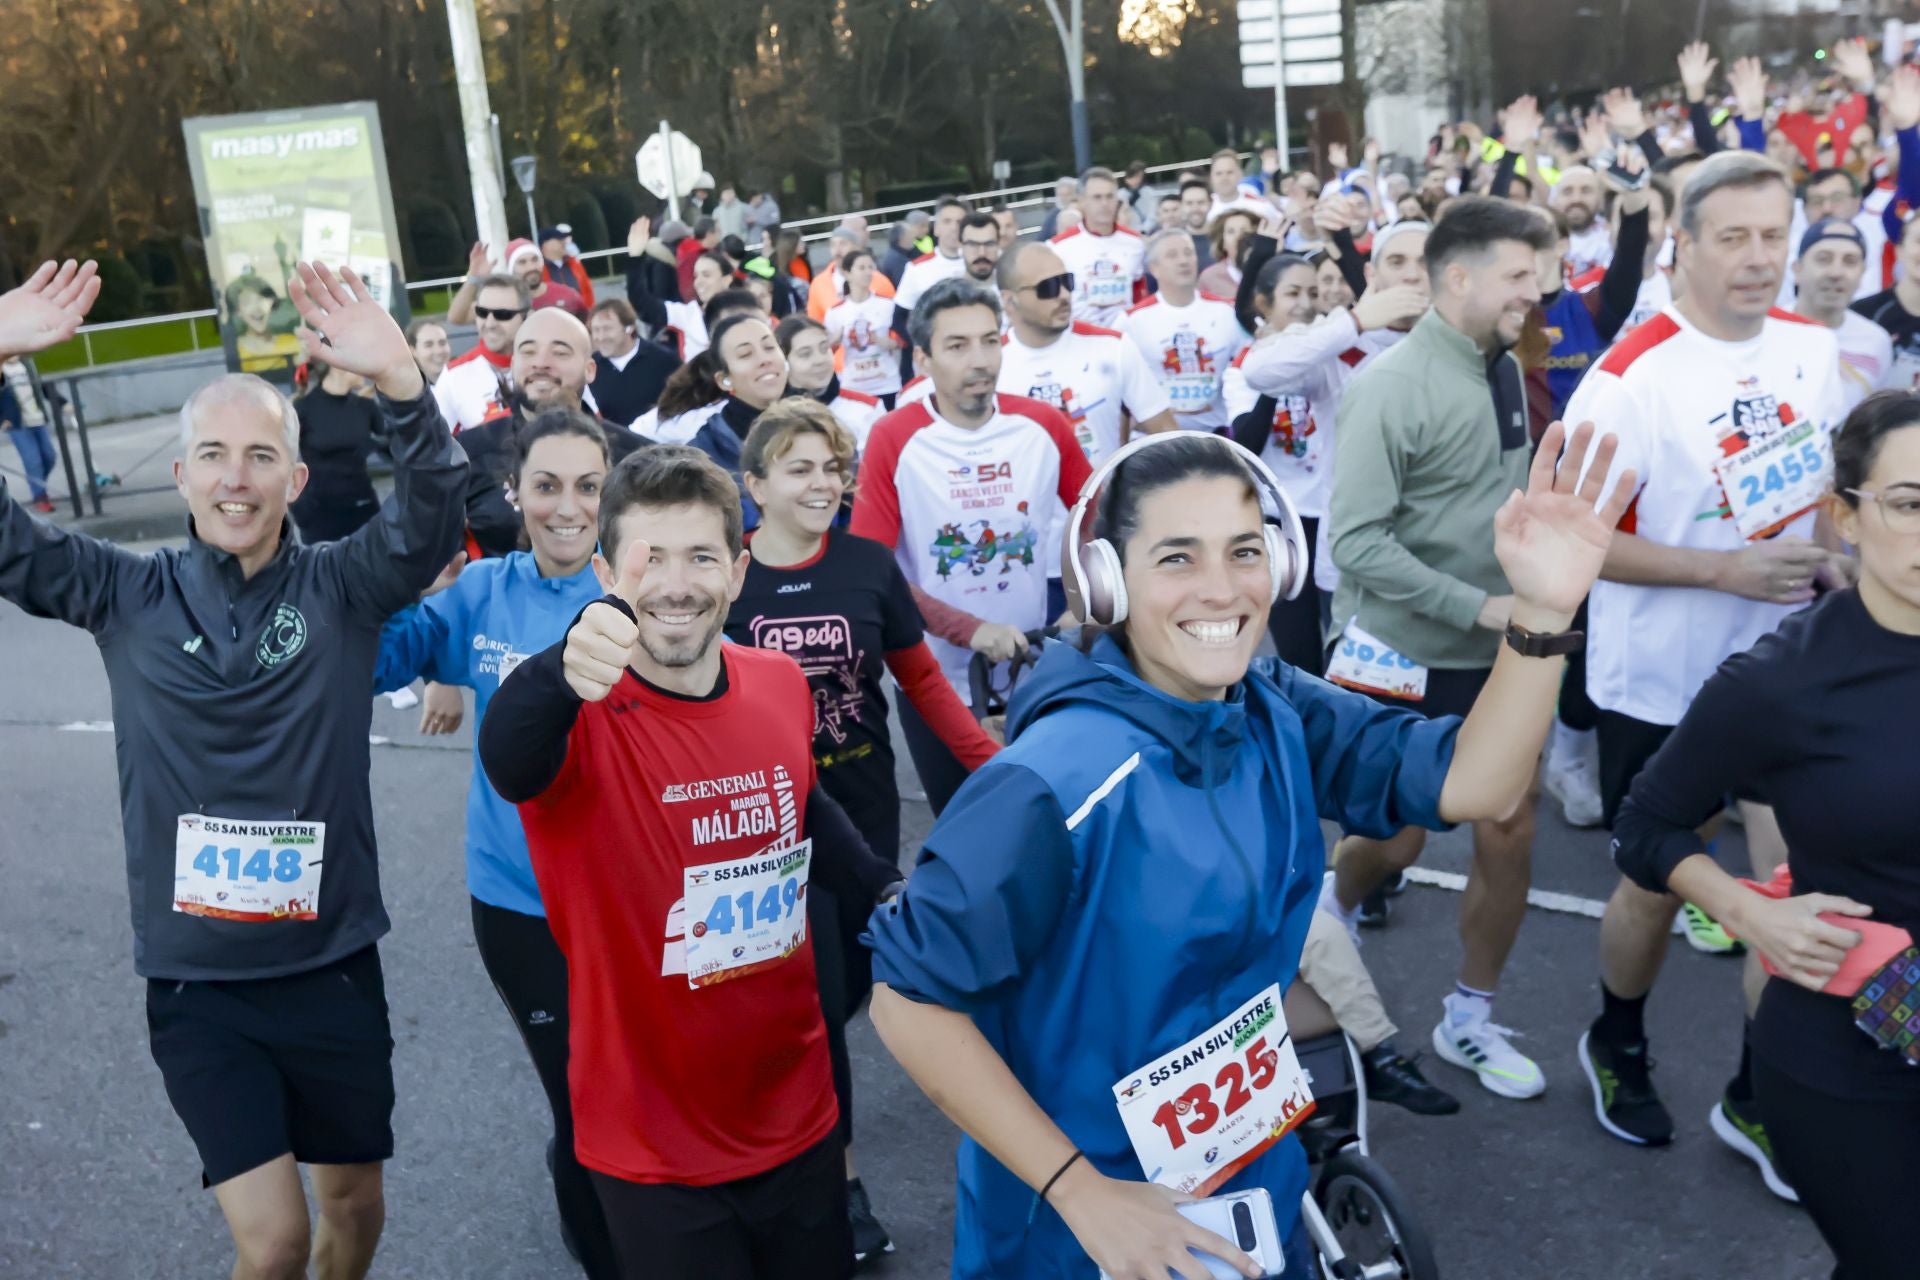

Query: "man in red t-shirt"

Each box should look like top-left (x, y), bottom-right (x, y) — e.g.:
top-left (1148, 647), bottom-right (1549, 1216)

top-left (479, 446), bottom-right (900, 1280)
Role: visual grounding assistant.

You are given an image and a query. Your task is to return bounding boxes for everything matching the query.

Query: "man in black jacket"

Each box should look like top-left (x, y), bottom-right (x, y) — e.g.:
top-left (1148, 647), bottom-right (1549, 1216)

top-left (0, 259), bottom-right (468, 1280)
top-left (586, 297), bottom-right (678, 426)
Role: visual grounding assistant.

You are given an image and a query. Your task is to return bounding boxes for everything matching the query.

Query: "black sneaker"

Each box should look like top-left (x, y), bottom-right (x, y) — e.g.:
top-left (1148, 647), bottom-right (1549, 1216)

top-left (1577, 1029), bottom-right (1674, 1146)
top-left (1709, 1090), bottom-right (1799, 1203)
top-left (1384, 869), bottom-right (1409, 897)
top-left (848, 1177), bottom-right (894, 1264)
top-left (1362, 1046), bottom-right (1460, 1116)
top-left (1357, 886), bottom-right (1391, 927)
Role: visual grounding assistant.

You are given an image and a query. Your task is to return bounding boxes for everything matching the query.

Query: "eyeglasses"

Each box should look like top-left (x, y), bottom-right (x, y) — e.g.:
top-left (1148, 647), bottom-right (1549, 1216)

top-left (1017, 272), bottom-right (1076, 300)
top-left (1845, 487), bottom-right (1920, 534)
top-left (474, 306), bottom-right (527, 322)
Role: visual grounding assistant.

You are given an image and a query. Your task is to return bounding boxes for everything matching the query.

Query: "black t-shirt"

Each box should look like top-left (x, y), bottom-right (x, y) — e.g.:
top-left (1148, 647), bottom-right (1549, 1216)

top-left (1613, 588), bottom-right (1920, 1099)
top-left (590, 340), bottom-right (679, 427)
top-left (723, 530), bottom-right (922, 826)
top-left (292, 388), bottom-right (382, 543)
top-left (1853, 288), bottom-right (1920, 390)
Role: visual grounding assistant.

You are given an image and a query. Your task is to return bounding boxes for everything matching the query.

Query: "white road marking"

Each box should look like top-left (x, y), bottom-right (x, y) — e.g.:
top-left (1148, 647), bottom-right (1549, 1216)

top-left (1403, 866), bottom-right (1690, 936)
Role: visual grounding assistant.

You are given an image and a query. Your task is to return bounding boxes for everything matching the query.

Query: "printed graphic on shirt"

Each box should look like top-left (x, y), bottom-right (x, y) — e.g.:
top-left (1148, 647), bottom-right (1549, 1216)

top-left (659, 762), bottom-right (801, 976)
top-left (472, 633), bottom-right (531, 685)
top-left (1693, 380), bottom-right (1798, 523)
top-left (256, 604), bottom-right (307, 669)
top-left (1264, 395), bottom-right (1318, 467)
top-left (929, 504), bottom-right (1037, 581)
top-left (749, 613), bottom-right (866, 746)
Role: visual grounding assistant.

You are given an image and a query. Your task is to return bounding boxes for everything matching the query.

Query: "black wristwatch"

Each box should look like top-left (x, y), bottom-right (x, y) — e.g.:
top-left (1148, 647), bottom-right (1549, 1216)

top-left (1503, 621), bottom-right (1584, 658)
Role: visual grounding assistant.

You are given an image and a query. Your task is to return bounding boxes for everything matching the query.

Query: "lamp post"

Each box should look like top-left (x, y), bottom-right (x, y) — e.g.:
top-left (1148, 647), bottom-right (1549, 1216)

top-left (509, 155), bottom-right (538, 240)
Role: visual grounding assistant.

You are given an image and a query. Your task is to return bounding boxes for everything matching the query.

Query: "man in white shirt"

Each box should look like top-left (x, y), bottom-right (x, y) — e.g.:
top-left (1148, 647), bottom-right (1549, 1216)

top-left (1790, 168), bottom-right (1889, 303)
top-left (1554, 166), bottom-right (1614, 275)
top-left (1792, 217), bottom-right (1893, 411)
top-left (1120, 230), bottom-right (1247, 432)
top-left (1566, 152), bottom-right (1852, 1185)
top-left (433, 274), bottom-right (525, 433)
top-left (891, 198), bottom-right (973, 379)
top-left (1049, 167), bottom-right (1148, 327)
top-left (850, 276), bottom-right (1091, 811)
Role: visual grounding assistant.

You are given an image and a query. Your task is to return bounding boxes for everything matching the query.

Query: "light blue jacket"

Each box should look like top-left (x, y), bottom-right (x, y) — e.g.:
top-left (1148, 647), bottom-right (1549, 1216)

top-left (374, 552), bottom-right (601, 916)
top-left (868, 634), bottom-right (1458, 1278)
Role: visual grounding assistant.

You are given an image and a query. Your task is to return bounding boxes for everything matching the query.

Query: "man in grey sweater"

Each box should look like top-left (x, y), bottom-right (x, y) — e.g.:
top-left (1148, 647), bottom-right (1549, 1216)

top-left (0, 259), bottom-right (468, 1280)
top-left (1320, 196), bottom-right (1559, 1103)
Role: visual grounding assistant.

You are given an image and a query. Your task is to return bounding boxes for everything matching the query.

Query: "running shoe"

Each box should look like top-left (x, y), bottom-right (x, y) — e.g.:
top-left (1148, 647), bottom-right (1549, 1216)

top-left (32, 497), bottom-right (56, 514)
top-left (1362, 1045), bottom-right (1461, 1116)
top-left (1709, 1093), bottom-right (1799, 1204)
top-left (1383, 868), bottom-right (1409, 897)
top-left (1543, 747), bottom-right (1604, 829)
top-left (1577, 1029), bottom-right (1674, 1146)
top-left (1430, 997), bottom-right (1545, 1099)
top-left (1356, 886), bottom-right (1391, 928)
top-left (1680, 902), bottom-right (1744, 955)
top-left (848, 1178), bottom-right (895, 1263)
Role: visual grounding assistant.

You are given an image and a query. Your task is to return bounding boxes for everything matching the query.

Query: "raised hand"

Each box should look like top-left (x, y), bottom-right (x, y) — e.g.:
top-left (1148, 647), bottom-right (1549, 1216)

top-left (1885, 64), bottom-right (1920, 133)
top-left (1729, 57), bottom-right (1768, 121)
top-left (1602, 86), bottom-right (1647, 138)
top-left (1492, 420), bottom-right (1636, 621)
top-left (1327, 141), bottom-right (1350, 171)
top-left (0, 260), bottom-right (101, 360)
top-left (1312, 193), bottom-right (1352, 237)
top-left (564, 542), bottom-right (649, 701)
top-left (1363, 136), bottom-right (1382, 168)
top-left (1500, 94), bottom-right (1542, 151)
top-left (1831, 36), bottom-right (1874, 94)
top-left (1577, 110), bottom-right (1614, 164)
top-left (628, 215), bottom-right (652, 256)
top-left (1610, 143), bottom-right (1650, 211)
top-left (467, 241), bottom-right (492, 277)
top-left (1677, 41), bottom-right (1717, 103)
top-left (288, 262), bottom-right (422, 399)
top-left (1351, 284), bottom-right (1429, 333)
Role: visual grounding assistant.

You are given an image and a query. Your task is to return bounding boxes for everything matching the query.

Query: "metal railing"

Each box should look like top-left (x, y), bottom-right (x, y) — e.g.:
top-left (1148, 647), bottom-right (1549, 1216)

top-left (50, 150), bottom-right (1250, 367)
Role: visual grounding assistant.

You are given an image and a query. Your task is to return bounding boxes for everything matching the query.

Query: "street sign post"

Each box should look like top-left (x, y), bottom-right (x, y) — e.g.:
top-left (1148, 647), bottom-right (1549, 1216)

top-left (1238, 0), bottom-right (1347, 165)
top-left (635, 123), bottom-right (703, 221)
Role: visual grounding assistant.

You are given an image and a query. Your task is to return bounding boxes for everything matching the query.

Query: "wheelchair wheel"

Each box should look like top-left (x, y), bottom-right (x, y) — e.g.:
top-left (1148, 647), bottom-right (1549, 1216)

top-left (1313, 1148), bottom-right (1439, 1280)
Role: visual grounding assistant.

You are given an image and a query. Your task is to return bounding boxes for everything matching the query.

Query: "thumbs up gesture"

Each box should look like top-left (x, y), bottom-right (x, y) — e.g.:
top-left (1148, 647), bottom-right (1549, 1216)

top-left (563, 541), bottom-right (650, 702)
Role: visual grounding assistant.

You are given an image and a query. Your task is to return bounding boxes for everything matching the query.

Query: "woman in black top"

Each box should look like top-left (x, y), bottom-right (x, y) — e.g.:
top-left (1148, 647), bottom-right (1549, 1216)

top-left (724, 398), bottom-right (998, 1261)
top-left (1614, 391), bottom-right (1920, 1280)
top-left (290, 359), bottom-right (382, 542)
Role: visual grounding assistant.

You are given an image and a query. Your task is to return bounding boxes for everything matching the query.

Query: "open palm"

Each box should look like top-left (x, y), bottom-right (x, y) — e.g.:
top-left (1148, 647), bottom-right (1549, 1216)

top-left (0, 260), bottom-right (101, 359)
top-left (1494, 421), bottom-right (1636, 617)
top-left (288, 262), bottom-right (411, 382)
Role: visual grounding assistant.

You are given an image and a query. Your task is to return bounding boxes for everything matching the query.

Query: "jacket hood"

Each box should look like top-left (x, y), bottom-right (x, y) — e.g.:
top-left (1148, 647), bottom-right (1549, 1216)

top-left (1006, 631), bottom-right (1252, 786)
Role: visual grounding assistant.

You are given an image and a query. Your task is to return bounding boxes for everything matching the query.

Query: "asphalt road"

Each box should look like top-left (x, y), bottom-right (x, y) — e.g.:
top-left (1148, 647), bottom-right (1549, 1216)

top-left (0, 573), bottom-right (1834, 1279)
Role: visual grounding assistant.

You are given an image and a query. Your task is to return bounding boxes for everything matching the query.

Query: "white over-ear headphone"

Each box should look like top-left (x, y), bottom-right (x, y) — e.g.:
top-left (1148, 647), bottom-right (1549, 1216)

top-left (1061, 432), bottom-right (1307, 626)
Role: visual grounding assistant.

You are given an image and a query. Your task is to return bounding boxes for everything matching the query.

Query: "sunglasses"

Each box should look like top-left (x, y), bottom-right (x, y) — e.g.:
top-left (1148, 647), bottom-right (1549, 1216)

top-left (474, 306), bottom-right (527, 321)
top-left (1019, 271), bottom-right (1076, 300)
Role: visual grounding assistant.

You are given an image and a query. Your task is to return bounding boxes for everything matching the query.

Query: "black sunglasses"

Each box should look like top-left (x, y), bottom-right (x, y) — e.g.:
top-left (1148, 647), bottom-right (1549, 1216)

top-left (474, 306), bottom-right (527, 321)
top-left (1019, 271), bottom-right (1076, 300)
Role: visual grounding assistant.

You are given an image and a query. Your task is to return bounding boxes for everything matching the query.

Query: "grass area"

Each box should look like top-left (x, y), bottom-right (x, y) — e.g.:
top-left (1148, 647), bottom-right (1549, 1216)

top-left (35, 317), bottom-right (223, 374)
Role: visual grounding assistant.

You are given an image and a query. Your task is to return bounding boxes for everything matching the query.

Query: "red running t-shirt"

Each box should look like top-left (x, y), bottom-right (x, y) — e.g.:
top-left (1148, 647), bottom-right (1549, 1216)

top-left (516, 644), bottom-right (836, 1185)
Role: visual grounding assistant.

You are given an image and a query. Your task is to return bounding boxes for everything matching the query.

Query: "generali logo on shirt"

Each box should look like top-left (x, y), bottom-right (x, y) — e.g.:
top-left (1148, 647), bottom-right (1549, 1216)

top-left (660, 764), bottom-right (800, 848)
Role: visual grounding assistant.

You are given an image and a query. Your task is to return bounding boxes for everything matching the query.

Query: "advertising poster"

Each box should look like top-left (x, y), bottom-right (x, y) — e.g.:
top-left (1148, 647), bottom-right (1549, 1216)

top-left (183, 102), bottom-right (409, 382)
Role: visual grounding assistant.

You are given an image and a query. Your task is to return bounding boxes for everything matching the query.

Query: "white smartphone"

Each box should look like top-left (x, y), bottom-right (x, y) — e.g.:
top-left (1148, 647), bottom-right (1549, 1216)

top-left (1097, 1186), bottom-right (1285, 1279)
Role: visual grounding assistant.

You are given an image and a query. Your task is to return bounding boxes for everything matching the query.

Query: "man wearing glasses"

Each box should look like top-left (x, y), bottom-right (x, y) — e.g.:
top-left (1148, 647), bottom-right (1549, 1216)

top-left (434, 273), bottom-right (528, 434)
top-left (1565, 151), bottom-right (1855, 1177)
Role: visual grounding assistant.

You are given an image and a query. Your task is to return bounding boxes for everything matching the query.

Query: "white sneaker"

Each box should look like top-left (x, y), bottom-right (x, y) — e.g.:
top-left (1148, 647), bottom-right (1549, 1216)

top-left (1543, 731), bottom-right (1604, 829)
top-left (1317, 871), bottom-right (1361, 949)
top-left (1431, 997), bottom-right (1546, 1099)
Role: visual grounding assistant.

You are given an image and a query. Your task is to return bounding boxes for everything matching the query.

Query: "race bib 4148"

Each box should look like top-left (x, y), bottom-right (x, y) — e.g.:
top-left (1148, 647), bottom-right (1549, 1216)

top-left (172, 815), bottom-right (323, 922)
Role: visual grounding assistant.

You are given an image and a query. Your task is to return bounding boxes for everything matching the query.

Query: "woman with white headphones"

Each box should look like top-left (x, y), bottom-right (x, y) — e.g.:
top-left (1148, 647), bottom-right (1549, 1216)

top-left (866, 422), bottom-right (1632, 1278)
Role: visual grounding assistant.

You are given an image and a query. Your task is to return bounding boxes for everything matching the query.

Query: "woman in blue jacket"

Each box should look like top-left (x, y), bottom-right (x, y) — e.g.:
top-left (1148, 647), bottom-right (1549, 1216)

top-left (373, 408), bottom-right (620, 1279)
top-left (867, 423), bottom-right (1633, 1279)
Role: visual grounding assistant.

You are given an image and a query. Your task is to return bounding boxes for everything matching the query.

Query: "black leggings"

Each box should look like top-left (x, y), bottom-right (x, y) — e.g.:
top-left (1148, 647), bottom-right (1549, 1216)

top-left (470, 898), bottom-right (621, 1280)
top-left (812, 782), bottom-right (902, 1144)
top-left (896, 693), bottom-right (969, 817)
top-left (1266, 515), bottom-right (1325, 675)
top-left (1751, 1053), bottom-right (1920, 1279)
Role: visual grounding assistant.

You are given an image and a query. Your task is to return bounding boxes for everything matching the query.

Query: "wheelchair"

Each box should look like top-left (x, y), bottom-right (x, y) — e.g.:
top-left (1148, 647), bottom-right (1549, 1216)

top-left (968, 638), bottom-right (1440, 1279)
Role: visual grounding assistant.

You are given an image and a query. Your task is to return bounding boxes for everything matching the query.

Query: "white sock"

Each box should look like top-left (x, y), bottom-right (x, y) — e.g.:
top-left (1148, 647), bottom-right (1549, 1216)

top-left (1447, 985), bottom-right (1494, 1024)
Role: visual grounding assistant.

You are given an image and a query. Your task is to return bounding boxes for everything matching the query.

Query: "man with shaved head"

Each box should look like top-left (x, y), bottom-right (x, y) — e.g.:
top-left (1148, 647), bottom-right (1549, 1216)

top-left (1553, 165), bottom-right (1614, 274)
top-left (0, 259), bottom-right (467, 1279)
top-left (460, 307), bottom-right (653, 556)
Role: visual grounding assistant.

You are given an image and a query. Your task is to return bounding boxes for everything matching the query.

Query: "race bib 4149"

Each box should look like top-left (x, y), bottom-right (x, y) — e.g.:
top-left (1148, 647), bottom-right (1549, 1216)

top-left (682, 840), bottom-right (811, 989)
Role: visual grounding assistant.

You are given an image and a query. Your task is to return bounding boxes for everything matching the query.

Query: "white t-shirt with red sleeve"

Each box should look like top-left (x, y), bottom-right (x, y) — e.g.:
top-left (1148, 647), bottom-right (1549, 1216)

top-left (849, 394), bottom-right (1092, 694)
top-left (824, 294), bottom-right (904, 399)
top-left (1120, 292), bottom-right (1248, 432)
top-left (1050, 225), bottom-right (1148, 328)
top-left (1566, 305), bottom-right (1845, 727)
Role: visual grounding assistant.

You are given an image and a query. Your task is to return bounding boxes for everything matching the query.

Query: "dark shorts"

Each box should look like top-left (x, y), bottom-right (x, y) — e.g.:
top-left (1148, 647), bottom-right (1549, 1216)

top-left (589, 1133), bottom-right (853, 1280)
top-left (1353, 664), bottom-right (1492, 722)
top-left (145, 945), bottom-right (395, 1187)
top-left (1595, 709), bottom-right (1674, 830)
